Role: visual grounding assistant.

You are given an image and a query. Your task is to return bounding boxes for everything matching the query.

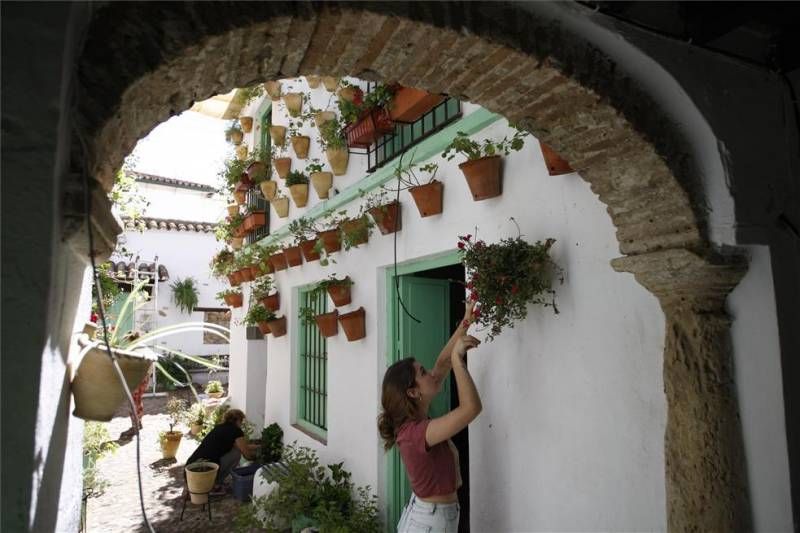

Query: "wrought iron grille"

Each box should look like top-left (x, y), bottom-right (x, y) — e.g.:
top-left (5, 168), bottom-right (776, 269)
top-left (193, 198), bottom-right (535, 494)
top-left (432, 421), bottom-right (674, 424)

top-left (244, 187), bottom-right (269, 245)
top-left (299, 288), bottom-right (328, 430)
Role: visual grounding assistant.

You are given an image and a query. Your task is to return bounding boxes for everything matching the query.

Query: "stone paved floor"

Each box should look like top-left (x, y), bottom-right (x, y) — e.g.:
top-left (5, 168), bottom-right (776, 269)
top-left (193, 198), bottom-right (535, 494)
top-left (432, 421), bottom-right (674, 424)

top-left (85, 393), bottom-right (247, 532)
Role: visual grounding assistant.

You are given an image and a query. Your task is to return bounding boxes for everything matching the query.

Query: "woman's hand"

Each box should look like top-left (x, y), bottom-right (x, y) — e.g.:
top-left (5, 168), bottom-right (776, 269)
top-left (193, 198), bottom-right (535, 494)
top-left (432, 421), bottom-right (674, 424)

top-left (461, 301), bottom-right (476, 329)
top-left (452, 334), bottom-right (480, 361)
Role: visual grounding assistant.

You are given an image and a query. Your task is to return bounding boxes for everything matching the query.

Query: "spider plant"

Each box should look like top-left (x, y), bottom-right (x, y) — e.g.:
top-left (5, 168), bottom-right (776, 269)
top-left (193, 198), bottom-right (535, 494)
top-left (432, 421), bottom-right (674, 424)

top-left (170, 277), bottom-right (199, 314)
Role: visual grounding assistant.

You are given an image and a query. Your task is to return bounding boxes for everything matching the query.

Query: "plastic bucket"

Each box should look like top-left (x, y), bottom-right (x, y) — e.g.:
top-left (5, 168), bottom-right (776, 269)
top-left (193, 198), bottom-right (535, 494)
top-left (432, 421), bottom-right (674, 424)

top-left (231, 463), bottom-right (262, 502)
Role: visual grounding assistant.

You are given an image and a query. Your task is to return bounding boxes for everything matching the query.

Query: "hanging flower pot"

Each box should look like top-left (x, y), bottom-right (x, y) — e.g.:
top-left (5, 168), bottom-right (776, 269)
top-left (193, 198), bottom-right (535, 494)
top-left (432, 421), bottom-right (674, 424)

top-left (310, 171), bottom-right (333, 199)
top-left (269, 252), bottom-right (288, 272)
top-left (271, 197), bottom-right (290, 218)
top-left (284, 246), bottom-right (303, 267)
top-left (160, 432), bottom-right (182, 459)
top-left (249, 264), bottom-right (263, 279)
top-left (300, 239), bottom-right (321, 262)
top-left (230, 237), bottom-right (244, 250)
top-left (71, 335), bottom-right (158, 421)
top-left (260, 292), bottom-right (280, 312)
top-left (459, 155), bottom-right (502, 201)
top-left (338, 85), bottom-right (362, 103)
top-left (282, 93), bottom-right (303, 117)
top-left (233, 189), bottom-right (247, 205)
top-left (289, 183), bottom-right (309, 208)
top-left (233, 223), bottom-right (247, 239)
top-left (314, 111), bottom-right (336, 128)
top-left (240, 116), bottom-right (254, 133)
top-left (266, 316), bottom-right (287, 337)
top-left (260, 180), bottom-right (277, 201)
top-left (345, 109), bottom-right (394, 148)
top-left (264, 80), bottom-right (281, 101)
top-left (338, 307), bottom-right (366, 341)
top-left (229, 129), bottom-right (244, 145)
top-left (235, 144), bottom-right (249, 161)
top-left (291, 135), bottom-right (311, 159)
top-left (408, 180), bottom-right (444, 217)
top-left (185, 462), bottom-right (219, 505)
top-left (227, 272), bottom-right (243, 286)
top-left (257, 321), bottom-right (271, 335)
top-left (325, 147), bottom-right (349, 176)
top-left (322, 76), bottom-right (339, 91)
top-left (239, 267), bottom-right (254, 283)
top-left (306, 75), bottom-right (321, 88)
top-left (314, 310), bottom-right (339, 337)
top-left (227, 204), bottom-right (239, 217)
top-left (273, 157), bottom-right (292, 179)
top-left (269, 125), bottom-right (287, 147)
top-left (340, 217), bottom-right (370, 247)
top-left (243, 211), bottom-right (266, 232)
top-left (317, 229), bottom-right (341, 254)
top-left (368, 201), bottom-right (401, 235)
top-left (539, 141), bottom-right (573, 176)
top-left (224, 292), bottom-right (244, 307)
top-left (246, 161), bottom-right (268, 182)
top-left (326, 278), bottom-right (352, 307)
top-left (390, 87), bottom-right (445, 123)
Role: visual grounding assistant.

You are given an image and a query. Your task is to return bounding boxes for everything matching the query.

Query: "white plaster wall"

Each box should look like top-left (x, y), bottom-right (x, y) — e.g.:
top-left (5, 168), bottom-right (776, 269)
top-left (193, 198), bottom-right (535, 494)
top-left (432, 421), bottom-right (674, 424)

top-left (137, 182), bottom-right (227, 223)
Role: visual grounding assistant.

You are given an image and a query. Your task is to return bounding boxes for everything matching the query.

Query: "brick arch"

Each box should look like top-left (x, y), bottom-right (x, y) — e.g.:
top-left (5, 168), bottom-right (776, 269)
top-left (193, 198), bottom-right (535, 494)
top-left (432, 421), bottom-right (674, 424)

top-left (75, 3), bottom-right (749, 530)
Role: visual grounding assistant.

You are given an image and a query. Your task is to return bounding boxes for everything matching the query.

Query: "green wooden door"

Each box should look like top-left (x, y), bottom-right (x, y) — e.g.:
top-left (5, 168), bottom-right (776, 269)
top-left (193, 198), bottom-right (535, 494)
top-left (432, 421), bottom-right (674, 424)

top-left (387, 276), bottom-right (451, 531)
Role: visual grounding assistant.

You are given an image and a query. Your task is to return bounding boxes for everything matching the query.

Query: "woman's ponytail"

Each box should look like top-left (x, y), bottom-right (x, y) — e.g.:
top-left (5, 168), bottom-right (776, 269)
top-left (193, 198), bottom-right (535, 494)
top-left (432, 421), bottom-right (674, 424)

top-left (377, 357), bottom-right (418, 451)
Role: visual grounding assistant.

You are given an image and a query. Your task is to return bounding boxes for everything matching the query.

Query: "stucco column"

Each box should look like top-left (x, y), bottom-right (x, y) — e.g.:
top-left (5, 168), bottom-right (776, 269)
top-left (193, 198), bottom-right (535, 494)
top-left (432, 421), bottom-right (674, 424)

top-left (613, 248), bottom-right (751, 531)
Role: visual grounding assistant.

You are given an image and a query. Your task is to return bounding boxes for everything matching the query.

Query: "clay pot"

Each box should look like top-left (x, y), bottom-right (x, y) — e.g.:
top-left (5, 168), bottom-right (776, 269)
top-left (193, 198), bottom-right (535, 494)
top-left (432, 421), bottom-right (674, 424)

top-left (260, 180), bottom-right (277, 201)
top-left (239, 267), bottom-right (254, 283)
top-left (190, 423), bottom-right (202, 436)
top-left (230, 237), bottom-right (244, 250)
top-left (160, 432), bottom-right (182, 459)
top-left (284, 246), bottom-right (303, 267)
top-left (317, 229), bottom-right (341, 254)
top-left (273, 157), bottom-right (292, 179)
top-left (269, 125), bottom-right (287, 147)
top-left (227, 272), bottom-right (242, 287)
top-left (408, 180), bottom-right (444, 217)
top-left (185, 462), bottom-right (219, 504)
top-left (299, 239), bottom-right (320, 262)
top-left (314, 310), bottom-right (339, 337)
top-left (242, 211), bottom-right (266, 232)
top-left (282, 93), bottom-right (303, 117)
top-left (340, 217), bottom-right (370, 247)
top-left (459, 155), bottom-right (502, 201)
top-left (246, 161), bottom-right (268, 182)
top-left (338, 85), bottom-right (361, 103)
top-left (239, 116), bottom-right (254, 133)
top-left (223, 292), bottom-right (243, 308)
top-left (264, 80), bottom-right (281, 101)
top-left (269, 252), bottom-right (288, 271)
top-left (322, 76), bottom-right (339, 91)
top-left (233, 189), bottom-right (247, 205)
top-left (260, 292), bottom-right (280, 312)
top-left (368, 201), bottom-right (401, 235)
top-left (291, 135), bottom-right (311, 159)
top-left (539, 141), bottom-right (573, 176)
top-left (235, 144), bottom-right (248, 161)
top-left (338, 307), bottom-right (366, 341)
top-left (326, 279), bottom-right (351, 307)
top-left (249, 265), bottom-right (263, 279)
top-left (227, 204), bottom-right (239, 217)
top-left (325, 147), bottom-right (349, 175)
top-left (289, 183), bottom-right (309, 207)
top-left (306, 75), bottom-right (321, 88)
top-left (266, 316), bottom-right (287, 337)
top-left (271, 197), bottom-right (289, 218)
top-left (344, 109), bottom-right (393, 148)
top-left (310, 171), bottom-right (333, 199)
top-left (229, 130), bottom-right (244, 145)
top-left (314, 111), bottom-right (336, 128)
top-left (257, 321), bottom-right (271, 335)
top-left (390, 87), bottom-right (445, 123)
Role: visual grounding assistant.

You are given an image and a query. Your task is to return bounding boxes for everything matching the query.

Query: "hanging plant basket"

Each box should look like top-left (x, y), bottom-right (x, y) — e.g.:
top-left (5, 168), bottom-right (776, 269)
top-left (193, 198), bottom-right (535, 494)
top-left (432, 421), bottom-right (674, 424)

top-left (260, 292), bottom-right (280, 312)
top-left (539, 141), bottom-right (573, 176)
top-left (311, 171), bottom-right (333, 199)
top-left (230, 237), bottom-right (244, 250)
top-left (306, 75), bottom-right (321, 88)
top-left (233, 189), bottom-right (247, 205)
top-left (243, 211), bottom-right (266, 232)
top-left (269, 252), bottom-right (288, 272)
top-left (325, 147), bottom-right (349, 176)
top-left (227, 272), bottom-right (243, 286)
top-left (227, 204), bottom-right (239, 217)
top-left (289, 183), bottom-right (309, 208)
top-left (236, 144), bottom-right (249, 161)
top-left (314, 310), bottom-right (339, 337)
top-left (338, 307), bottom-right (366, 341)
top-left (300, 239), bottom-right (321, 262)
top-left (260, 180), bottom-right (277, 201)
top-left (224, 292), bottom-right (244, 307)
top-left (246, 161), bottom-right (268, 182)
top-left (185, 462), bottom-right (219, 505)
top-left (345, 109), bottom-right (394, 149)
top-left (71, 334), bottom-right (158, 421)
top-left (229, 130), bottom-right (244, 145)
top-left (271, 197), bottom-right (290, 218)
top-left (284, 245), bottom-right (303, 267)
top-left (317, 229), bottom-right (341, 254)
top-left (326, 279), bottom-right (352, 307)
top-left (239, 116), bottom-right (254, 133)
top-left (266, 316), bottom-right (287, 337)
top-left (459, 155), bottom-right (502, 201)
top-left (340, 217), bottom-right (370, 247)
top-left (408, 180), bottom-right (444, 217)
top-left (368, 201), bottom-right (401, 235)
top-left (264, 80), bottom-right (281, 101)
top-left (249, 264), bottom-right (264, 279)
top-left (322, 76), bottom-right (339, 91)
top-left (314, 111), bottom-right (336, 128)
top-left (390, 87), bottom-right (445, 123)
top-left (257, 321), bottom-right (271, 335)
top-left (269, 125), bottom-right (287, 148)
top-left (274, 157), bottom-right (292, 179)
top-left (338, 85), bottom-right (362, 102)
top-left (239, 267), bottom-right (254, 283)
top-left (291, 135), bottom-right (311, 159)
top-left (282, 93), bottom-right (303, 117)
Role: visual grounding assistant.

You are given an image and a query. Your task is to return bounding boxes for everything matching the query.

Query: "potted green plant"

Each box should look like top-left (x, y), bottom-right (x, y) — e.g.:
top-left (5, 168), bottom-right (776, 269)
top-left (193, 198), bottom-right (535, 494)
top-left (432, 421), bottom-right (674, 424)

top-left (285, 170), bottom-right (310, 208)
top-left (271, 194), bottom-right (290, 218)
top-left (260, 423), bottom-right (284, 464)
top-left (170, 277), bottom-right (199, 314)
top-left (318, 117), bottom-right (349, 175)
top-left (340, 210), bottom-right (373, 250)
top-left (266, 313), bottom-right (287, 337)
top-left (392, 152), bottom-right (443, 217)
top-left (457, 228), bottom-right (561, 341)
top-left (234, 249), bottom-right (256, 282)
top-left (242, 206), bottom-right (267, 233)
top-left (205, 379), bottom-right (225, 399)
top-left (442, 129), bottom-right (528, 201)
top-left (210, 249), bottom-right (236, 285)
top-left (287, 117), bottom-right (311, 159)
top-left (159, 396), bottom-right (186, 459)
top-left (288, 217), bottom-right (322, 262)
top-left (338, 307), bottom-right (366, 341)
top-left (225, 121), bottom-right (244, 145)
top-left (244, 304), bottom-right (274, 336)
top-left (283, 244), bottom-right (303, 268)
top-left (306, 159), bottom-right (332, 199)
top-left (218, 288), bottom-right (244, 308)
top-left (312, 210), bottom-right (348, 264)
top-left (362, 188), bottom-right (401, 234)
top-left (269, 250), bottom-right (289, 272)
top-left (300, 299), bottom-right (340, 338)
top-left (341, 83), bottom-right (396, 148)
top-left (317, 274), bottom-right (353, 307)
top-left (186, 402), bottom-right (206, 436)
top-left (233, 84), bottom-right (266, 108)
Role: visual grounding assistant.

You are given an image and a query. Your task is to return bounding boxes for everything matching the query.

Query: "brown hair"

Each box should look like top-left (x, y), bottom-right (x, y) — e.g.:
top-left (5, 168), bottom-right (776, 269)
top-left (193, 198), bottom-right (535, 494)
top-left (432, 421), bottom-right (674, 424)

top-left (223, 408), bottom-right (245, 425)
top-left (377, 358), bottom-right (420, 451)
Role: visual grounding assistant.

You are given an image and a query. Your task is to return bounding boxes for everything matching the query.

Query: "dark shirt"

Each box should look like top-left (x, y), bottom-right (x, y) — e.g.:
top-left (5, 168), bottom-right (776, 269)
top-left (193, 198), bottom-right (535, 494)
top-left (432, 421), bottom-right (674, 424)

top-left (186, 422), bottom-right (244, 465)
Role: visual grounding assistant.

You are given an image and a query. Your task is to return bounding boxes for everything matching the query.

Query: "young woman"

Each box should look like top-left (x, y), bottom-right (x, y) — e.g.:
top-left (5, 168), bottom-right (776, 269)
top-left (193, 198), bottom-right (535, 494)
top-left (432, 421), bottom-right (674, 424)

top-left (378, 303), bottom-right (482, 532)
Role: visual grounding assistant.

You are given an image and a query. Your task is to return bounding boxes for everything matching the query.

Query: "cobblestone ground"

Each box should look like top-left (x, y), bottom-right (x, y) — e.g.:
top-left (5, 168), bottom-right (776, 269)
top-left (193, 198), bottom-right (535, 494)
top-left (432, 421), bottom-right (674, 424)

top-left (86, 392), bottom-right (246, 532)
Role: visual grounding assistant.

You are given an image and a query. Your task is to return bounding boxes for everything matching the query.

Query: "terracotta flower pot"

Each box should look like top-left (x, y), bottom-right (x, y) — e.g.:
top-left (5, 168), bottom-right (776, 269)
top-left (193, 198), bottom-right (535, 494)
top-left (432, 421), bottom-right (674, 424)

top-left (233, 189), bottom-right (247, 205)
top-left (318, 229), bottom-right (341, 254)
top-left (229, 130), bottom-right (244, 145)
top-left (273, 157), bottom-right (292, 179)
top-left (299, 239), bottom-right (320, 262)
top-left (260, 292), bottom-right (280, 312)
top-left (326, 280), bottom-right (351, 307)
top-left (190, 423), bottom-right (202, 436)
top-left (322, 76), bottom-right (339, 91)
top-left (227, 273), bottom-right (242, 287)
top-left (160, 431), bottom-right (182, 459)
top-left (340, 217), bottom-right (369, 247)
top-left (289, 183), bottom-right (309, 207)
top-left (230, 237), bottom-right (244, 250)
top-left (345, 109), bottom-right (394, 149)
top-left (539, 141), bottom-right (573, 176)
top-left (267, 316), bottom-right (287, 337)
top-left (306, 75), bottom-right (321, 88)
top-left (390, 87), bottom-right (445, 123)
top-left (314, 111), bottom-right (336, 128)
top-left (310, 171), bottom-right (333, 199)
top-left (408, 180), bottom-right (443, 217)
top-left (325, 147), bottom-right (349, 176)
top-left (338, 307), bottom-right (366, 341)
top-left (459, 155), bottom-right (502, 201)
top-left (224, 292), bottom-right (243, 308)
top-left (235, 144), bottom-right (248, 161)
top-left (284, 246), bottom-right (303, 267)
top-left (260, 180), bottom-right (277, 201)
top-left (227, 204), bottom-right (239, 217)
top-left (243, 211), bottom-right (266, 232)
top-left (230, 269), bottom-right (244, 285)
top-left (338, 85), bottom-right (362, 102)
top-left (271, 197), bottom-right (290, 218)
top-left (257, 321), bottom-right (271, 335)
top-left (185, 461), bottom-right (219, 504)
top-left (291, 135), bottom-right (311, 159)
top-left (249, 265), bottom-right (263, 279)
top-left (368, 201), bottom-right (401, 235)
top-left (269, 252), bottom-right (288, 272)
top-left (264, 80), bottom-right (281, 101)
top-left (282, 93), bottom-right (303, 117)
top-left (246, 161), bottom-right (268, 182)
top-left (239, 116), bottom-right (254, 133)
top-left (239, 267), bottom-right (254, 282)
top-left (269, 125), bottom-right (287, 147)
top-left (314, 310), bottom-right (339, 337)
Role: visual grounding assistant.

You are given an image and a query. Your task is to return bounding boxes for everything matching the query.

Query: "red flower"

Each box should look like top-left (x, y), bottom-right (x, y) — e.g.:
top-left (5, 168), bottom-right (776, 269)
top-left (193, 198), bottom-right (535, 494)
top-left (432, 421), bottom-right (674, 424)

top-left (466, 281), bottom-right (474, 289)
top-left (469, 292), bottom-right (479, 302)
top-left (495, 297), bottom-right (504, 305)
top-left (457, 242), bottom-right (465, 250)
top-left (511, 284), bottom-right (519, 294)
top-left (464, 234), bottom-right (472, 241)
top-left (473, 306), bottom-right (481, 317)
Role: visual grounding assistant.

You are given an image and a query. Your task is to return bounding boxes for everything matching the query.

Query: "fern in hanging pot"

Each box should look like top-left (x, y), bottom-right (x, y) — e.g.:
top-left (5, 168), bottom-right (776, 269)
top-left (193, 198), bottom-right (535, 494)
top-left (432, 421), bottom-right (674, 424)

top-left (458, 222), bottom-right (562, 341)
top-left (170, 277), bottom-right (199, 314)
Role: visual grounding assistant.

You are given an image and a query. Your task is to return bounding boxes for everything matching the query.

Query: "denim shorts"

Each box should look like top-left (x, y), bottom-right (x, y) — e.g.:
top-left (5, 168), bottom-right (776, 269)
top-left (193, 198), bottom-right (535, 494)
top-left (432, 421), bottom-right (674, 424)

top-left (397, 493), bottom-right (460, 533)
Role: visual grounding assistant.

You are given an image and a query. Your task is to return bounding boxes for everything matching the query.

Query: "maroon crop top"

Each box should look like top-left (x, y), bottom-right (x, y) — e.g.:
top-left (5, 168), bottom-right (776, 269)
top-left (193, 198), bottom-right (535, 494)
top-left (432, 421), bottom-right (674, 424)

top-left (396, 419), bottom-right (459, 498)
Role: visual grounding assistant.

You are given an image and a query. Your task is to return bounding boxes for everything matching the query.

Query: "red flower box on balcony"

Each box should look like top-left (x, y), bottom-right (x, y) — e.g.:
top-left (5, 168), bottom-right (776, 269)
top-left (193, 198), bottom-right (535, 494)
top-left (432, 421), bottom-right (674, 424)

top-left (345, 108), bottom-right (394, 149)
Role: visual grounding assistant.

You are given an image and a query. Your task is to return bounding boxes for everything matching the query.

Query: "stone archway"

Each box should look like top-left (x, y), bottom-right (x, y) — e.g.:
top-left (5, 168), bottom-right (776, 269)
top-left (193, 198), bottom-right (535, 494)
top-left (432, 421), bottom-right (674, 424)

top-left (73, 3), bottom-right (749, 530)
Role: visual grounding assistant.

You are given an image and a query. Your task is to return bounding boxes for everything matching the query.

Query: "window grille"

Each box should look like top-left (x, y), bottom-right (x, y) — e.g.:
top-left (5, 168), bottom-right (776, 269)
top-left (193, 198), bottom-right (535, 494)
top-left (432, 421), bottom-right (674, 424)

top-left (298, 288), bottom-right (328, 431)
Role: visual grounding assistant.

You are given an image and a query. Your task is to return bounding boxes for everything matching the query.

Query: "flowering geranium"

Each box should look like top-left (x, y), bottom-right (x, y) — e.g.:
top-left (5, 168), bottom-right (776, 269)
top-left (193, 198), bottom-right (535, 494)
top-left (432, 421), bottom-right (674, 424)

top-left (458, 233), bottom-right (561, 341)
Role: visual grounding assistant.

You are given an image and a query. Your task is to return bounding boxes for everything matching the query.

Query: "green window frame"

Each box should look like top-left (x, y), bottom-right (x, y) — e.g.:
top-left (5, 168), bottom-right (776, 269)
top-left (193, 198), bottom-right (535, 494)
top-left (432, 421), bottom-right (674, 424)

top-left (296, 287), bottom-right (328, 437)
top-left (259, 103), bottom-right (272, 156)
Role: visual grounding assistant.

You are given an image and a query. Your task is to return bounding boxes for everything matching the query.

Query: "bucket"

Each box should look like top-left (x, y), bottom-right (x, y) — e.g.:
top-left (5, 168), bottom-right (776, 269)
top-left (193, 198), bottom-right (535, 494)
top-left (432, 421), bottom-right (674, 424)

top-left (231, 463), bottom-right (262, 502)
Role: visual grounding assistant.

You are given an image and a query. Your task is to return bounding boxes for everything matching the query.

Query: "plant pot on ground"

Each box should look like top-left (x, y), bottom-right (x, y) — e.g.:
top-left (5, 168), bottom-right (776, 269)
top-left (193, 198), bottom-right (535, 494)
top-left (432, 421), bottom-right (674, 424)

top-left (185, 461), bottom-right (219, 504)
top-left (269, 125), bottom-right (287, 148)
top-left (266, 316), bottom-right (287, 337)
top-left (284, 246), bottom-right (303, 267)
top-left (271, 196), bottom-right (290, 218)
top-left (314, 310), bottom-right (339, 337)
top-left (160, 431), bottom-right (182, 459)
top-left (338, 307), bottom-right (366, 341)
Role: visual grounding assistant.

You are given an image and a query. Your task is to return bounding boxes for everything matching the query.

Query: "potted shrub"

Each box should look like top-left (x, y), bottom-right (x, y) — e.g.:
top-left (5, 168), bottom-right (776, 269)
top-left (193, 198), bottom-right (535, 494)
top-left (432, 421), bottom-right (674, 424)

top-left (318, 117), bottom-right (349, 175)
top-left (225, 122), bottom-right (244, 145)
top-left (312, 209), bottom-right (348, 262)
top-left (259, 423), bottom-right (284, 464)
top-left (205, 380), bottom-right (225, 399)
top-left (218, 156), bottom-right (249, 198)
top-left (338, 307), bottom-right (366, 341)
top-left (170, 277), bottom-right (199, 314)
top-left (269, 125), bottom-right (287, 148)
top-left (282, 92), bottom-right (304, 118)
top-left (457, 229), bottom-right (561, 341)
top-left (285, 170), bottom-right (310, 208)
top-left (159, 397), bottom-right (187, 459)
top-left (288, 217), bottom-right (323, 263)
top-left (288, 117), bottom-right (311, 159)
top-left (218, 289), bottom-right (243, 308)
top-left (322, 76), bottom-right (340, 92)
top-left (264, 80), bottom-right (281, 101)
top-left (251, 275), bottom-right (278, 311)
top-left (244, 304), bottom-right (274, 336)
top-left (270, 195), bottom-right (290, 218)
top-left (340, 212), bottom-right (373, 250)
top-left (306, 75), bottom-right (321, 89)
top-left (306, 159), bottom-right (333, 199)
top-left (362, 188), bottom-right (401, 234)
top-left (266, 314), bottom-right (287, 337)
top-left (539, 141), bottom-right (573, 176)
top-left (393, 153), bottom-right (443, 217)
top-left (185, 459), bottom-right (219, 504)
top-left (210, 249), bottom-right (236, 284)
top-left (239, 116), bottom-right (254, 133)
top-left (390, 85), bottom-right (445, 123)
top-left (442, 129), bottom-right (528, 201)
top-left (234, 249), bottom-right (256, 282)
top-left (186, 402), bottom-right (206, 436)
top-left (318, 275), bottom-right (353, 307)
